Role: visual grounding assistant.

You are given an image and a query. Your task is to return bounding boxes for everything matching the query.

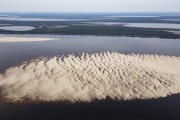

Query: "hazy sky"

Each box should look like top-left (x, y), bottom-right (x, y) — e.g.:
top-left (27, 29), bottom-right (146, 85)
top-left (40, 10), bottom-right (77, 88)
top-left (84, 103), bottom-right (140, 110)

top-left (0, 0), bottom-right (180, 13)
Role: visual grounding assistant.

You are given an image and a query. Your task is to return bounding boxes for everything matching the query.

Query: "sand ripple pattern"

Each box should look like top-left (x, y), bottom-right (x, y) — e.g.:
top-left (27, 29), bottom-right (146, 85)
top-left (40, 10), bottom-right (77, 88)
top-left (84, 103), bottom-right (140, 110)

top-left (0, 52), bottom-right (180, 102)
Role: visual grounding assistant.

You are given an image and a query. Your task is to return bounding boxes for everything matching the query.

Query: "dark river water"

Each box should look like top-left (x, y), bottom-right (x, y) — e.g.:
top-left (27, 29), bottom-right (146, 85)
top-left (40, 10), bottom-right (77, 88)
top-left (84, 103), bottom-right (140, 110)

top-left (0, 35), bottom-right (180, 120)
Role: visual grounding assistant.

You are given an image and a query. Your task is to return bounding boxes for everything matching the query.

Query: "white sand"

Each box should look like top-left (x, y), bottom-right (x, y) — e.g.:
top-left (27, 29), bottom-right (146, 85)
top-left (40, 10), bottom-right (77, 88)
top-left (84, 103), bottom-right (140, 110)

top-left (167, 30), bottom-right (180, 35)
top-left (0, 36), bottom-right (56, 42)
top-left (0, 26), bottom-right (35, 31)
top-left (0, 52), bottom-right (180, 102)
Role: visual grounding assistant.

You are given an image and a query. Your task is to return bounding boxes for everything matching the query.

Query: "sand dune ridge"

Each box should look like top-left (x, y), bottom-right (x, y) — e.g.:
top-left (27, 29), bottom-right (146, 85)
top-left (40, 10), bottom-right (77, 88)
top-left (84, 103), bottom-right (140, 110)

top-left (0, 52), bottom-right (180, 102)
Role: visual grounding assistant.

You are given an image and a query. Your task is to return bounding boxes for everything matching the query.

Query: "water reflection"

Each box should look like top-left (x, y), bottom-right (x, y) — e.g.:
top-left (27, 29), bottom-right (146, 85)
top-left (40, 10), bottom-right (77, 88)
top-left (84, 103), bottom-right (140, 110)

top-left (0, 94), bottom-right (180, 120)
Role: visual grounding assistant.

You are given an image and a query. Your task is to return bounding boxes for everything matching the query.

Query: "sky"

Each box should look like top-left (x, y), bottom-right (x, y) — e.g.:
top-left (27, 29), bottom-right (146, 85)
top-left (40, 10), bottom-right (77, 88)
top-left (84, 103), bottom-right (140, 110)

top-left (0, 0), bottom-right (180, 13)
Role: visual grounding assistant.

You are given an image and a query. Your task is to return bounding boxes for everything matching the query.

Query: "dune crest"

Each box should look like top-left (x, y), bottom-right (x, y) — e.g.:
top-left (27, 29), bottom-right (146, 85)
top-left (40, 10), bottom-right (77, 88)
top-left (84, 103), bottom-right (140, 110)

top-left (0, 52), bottom-right (180, 102)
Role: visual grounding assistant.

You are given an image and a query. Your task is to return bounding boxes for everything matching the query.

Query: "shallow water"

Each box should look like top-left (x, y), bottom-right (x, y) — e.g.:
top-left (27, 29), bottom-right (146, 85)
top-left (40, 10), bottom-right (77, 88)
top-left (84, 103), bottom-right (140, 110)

top-left (85, 22), bottom-right (180, 29)
top-left (125, 23), bottom-right (180, 29)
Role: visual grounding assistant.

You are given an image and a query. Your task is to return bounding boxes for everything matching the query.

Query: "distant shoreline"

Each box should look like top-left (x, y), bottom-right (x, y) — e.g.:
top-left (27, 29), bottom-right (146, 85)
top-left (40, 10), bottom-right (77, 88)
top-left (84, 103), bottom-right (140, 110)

top-left (0, 32), bottom-right (180, 39)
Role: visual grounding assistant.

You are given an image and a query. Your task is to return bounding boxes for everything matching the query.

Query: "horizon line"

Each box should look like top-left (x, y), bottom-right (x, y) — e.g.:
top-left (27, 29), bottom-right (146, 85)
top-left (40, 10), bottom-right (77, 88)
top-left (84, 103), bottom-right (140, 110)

top-left (0, 12), bottom-right (180, 14)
